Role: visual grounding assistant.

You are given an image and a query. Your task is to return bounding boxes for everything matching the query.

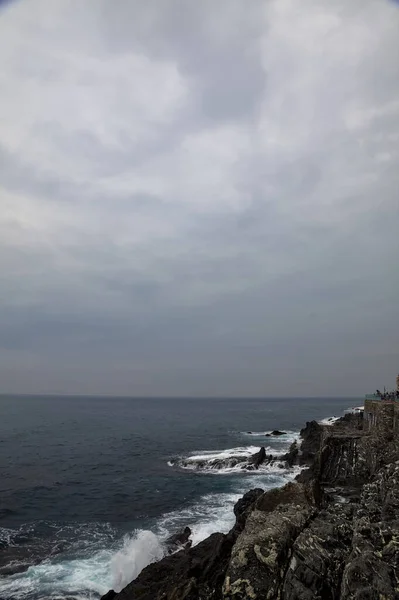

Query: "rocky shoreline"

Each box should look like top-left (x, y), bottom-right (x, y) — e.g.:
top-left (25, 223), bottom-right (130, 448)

top-left (101, 411), bottom-right (399, 600)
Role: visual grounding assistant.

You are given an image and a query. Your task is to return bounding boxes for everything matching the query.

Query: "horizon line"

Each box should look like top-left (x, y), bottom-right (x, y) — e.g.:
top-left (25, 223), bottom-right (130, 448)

top-left (0, 392), bottom-right (363, 400)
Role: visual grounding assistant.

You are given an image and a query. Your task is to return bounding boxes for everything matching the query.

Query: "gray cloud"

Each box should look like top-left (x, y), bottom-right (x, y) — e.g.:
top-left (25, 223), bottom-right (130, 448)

top-left (0, 0), bottom-right (398, 396)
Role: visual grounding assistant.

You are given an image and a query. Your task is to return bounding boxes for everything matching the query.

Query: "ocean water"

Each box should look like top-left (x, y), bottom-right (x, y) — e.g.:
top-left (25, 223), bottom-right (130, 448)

top-left (0, 395), bottom-right (357, 599)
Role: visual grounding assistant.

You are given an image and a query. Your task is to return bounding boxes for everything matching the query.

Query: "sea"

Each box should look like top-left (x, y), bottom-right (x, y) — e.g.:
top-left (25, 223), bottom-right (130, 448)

top-left (0, 395), bottom-right (358, 600)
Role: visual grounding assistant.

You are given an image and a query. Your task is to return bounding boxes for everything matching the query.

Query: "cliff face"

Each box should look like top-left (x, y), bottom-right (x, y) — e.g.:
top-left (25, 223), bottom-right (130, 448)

top-left (102, 414), bottom-right (399, 600)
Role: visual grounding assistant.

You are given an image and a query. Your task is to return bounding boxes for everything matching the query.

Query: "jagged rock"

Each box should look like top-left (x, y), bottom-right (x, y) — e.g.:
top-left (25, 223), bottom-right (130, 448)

top-left (164, 527), bottom-right (192, 554)
top-left (223, 484), bottom-right (316, 599)
top-left (102, 414), bottom-right (399, 600)
top-left (104, 532), bottom-right (234, 600)
top-left (283, 440), bottom-right (299, 467)
top-left (233, 489), bottom-right (264, 534)
top-left (340, 461), bottom-right (399, 600)
top-left (101, 592), bottom-right (117, 600)
top-left (255, 481), bottom-right (313, 513)
top-left (299, 420), bottom-right (323, 463)
top-left (283, 502), bottom-right (354, 599)
top-left (249, 446), bottom-right (266, 469)
top-left (319, 433), bottom-right (367, 486)
top-left (103, 491), bottom-right (262, 600)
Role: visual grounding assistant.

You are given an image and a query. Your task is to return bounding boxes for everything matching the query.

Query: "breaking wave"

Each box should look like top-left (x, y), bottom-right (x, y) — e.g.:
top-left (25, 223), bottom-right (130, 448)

top-left (110, 530), bottom-right (165, 592)
top-left (168, 445), bottom-right (287, 473)
top-left (167, 430), bottom-right (302, 474)
top-left (0, 425), bottom-right (304, 599)
top-left (319, 416), bottom-right (341, 425)
top-left (0, 470), bottom-right (300, 600)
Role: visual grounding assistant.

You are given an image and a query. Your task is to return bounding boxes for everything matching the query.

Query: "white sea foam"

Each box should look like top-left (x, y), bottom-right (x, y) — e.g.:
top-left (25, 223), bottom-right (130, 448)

top-left (110, 530), bottom-right (165, 592)
top-left (319, 416), bottom-right (340, 425)
top-left (168, 444), bottom-right (292, 474)
top-left (0, 462), bottom-right (303, 599)
top-left (156, 466), bottom-right (301, 546)
top-left (187, 445), bottom-right (261, 461)
top-left (156, 491), bottom-right (241, 546)
top-left (0, 547), bottom-right (114, 599)
top-left (1, 434), bottom-right (303, 600)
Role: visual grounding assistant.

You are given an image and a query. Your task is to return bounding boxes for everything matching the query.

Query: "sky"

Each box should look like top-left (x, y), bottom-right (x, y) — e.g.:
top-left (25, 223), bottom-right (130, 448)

top-left (0, 0), bottom-right (398, 397)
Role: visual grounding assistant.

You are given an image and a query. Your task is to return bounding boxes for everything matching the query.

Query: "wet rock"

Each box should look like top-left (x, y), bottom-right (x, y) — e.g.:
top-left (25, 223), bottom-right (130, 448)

top-left (283, 440), bottom-right (299, 467)
top-left (104, 531), bottom-right (234, 600)
top-left (101, 591), bottom-right (117, 600)
top-left (271, 430), bottom-right (287, 436)
top-left (249, 446), bottom-right (266, 469)
top-left (103, 490), bottom-right (262, 600)
top-left (102, 415), bottom-right (399, 600)
top-left (164, 527), bottom-right (192, 554)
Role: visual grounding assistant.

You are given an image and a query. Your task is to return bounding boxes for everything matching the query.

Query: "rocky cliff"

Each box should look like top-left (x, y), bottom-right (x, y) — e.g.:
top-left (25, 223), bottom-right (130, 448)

top-left (101, 413), bottom-right (399, 600)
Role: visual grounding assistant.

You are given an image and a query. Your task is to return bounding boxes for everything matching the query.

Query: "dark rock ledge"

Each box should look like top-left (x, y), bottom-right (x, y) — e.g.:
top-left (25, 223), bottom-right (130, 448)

top-left (102, 413), bottom-right (399, 600)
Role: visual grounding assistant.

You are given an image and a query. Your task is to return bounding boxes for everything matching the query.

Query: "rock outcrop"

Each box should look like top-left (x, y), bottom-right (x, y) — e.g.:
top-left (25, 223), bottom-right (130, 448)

top-left (248, 446), bottom-right (266, 470)
top-left (169, 446), bottom-right (280, 472)
top-left (164, 527), bottom-right (192, 554)
top-left (102, 413), bottom-right (399, 600)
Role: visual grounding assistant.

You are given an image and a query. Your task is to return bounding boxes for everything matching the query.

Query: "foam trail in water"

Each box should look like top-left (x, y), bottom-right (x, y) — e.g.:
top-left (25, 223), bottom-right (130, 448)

top-left (111, 530), bottom-right (165, 592)
top-left (319, 416), bottom-right (340, 425)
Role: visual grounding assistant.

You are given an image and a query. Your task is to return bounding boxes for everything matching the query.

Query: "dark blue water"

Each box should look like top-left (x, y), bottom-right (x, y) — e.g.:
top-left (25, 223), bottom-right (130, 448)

top-left (0, 395), bottom-right (357, 599)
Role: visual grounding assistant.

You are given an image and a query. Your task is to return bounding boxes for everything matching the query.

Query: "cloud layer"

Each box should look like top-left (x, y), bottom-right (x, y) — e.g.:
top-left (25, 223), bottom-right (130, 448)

top-left (0, 0), bottom-right (398, 396)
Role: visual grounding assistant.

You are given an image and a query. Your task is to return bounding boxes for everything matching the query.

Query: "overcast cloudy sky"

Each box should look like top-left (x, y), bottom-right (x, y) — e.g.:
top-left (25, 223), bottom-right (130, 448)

top-left (0, 0), bottom-right (398, 397)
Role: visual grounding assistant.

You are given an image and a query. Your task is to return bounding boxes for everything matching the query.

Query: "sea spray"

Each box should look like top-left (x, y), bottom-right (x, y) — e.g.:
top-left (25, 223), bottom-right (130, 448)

top-left (110, 530), bottom-right (165, 592)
